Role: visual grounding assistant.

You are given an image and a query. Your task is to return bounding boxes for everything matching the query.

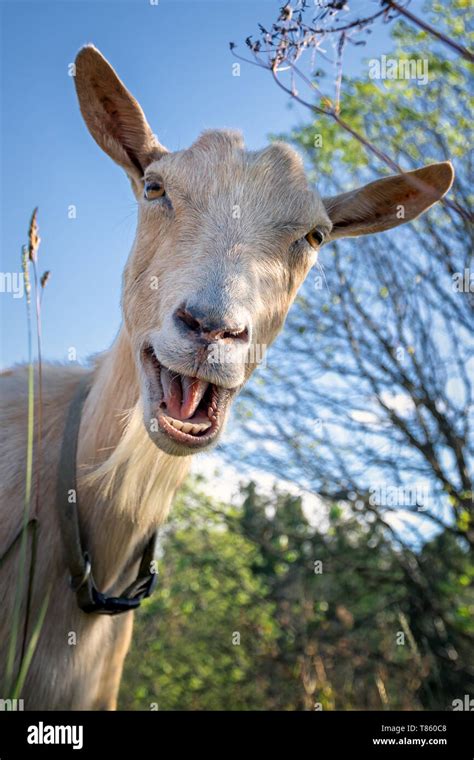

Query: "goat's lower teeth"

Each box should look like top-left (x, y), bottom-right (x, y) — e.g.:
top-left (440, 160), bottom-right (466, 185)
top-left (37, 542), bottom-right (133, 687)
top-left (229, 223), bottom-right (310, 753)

top-left (164, 416), bottom-right (211, 434)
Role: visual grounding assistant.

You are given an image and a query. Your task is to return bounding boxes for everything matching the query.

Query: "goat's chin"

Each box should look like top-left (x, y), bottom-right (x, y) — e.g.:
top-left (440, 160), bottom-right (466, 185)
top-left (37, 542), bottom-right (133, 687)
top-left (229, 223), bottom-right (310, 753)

top-left (141, 397), bottom-right (232, 457)
top-left (139, 346), bottom-right (238, 456)
top-left (142, 412), bottom-right (228, 456)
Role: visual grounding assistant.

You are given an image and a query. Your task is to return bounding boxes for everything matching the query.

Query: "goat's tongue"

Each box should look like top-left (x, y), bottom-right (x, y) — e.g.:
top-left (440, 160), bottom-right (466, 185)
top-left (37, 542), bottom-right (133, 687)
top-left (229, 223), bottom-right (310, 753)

top-left (160, 368), bottom-right (209, 420)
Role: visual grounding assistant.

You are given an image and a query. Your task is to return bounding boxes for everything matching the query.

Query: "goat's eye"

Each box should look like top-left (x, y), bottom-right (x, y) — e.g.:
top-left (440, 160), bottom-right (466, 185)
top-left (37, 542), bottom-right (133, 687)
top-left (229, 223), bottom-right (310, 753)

top-left (305, 228), bottom-right (325, 248)
top-left (144, 181), bottom-right (165, 201)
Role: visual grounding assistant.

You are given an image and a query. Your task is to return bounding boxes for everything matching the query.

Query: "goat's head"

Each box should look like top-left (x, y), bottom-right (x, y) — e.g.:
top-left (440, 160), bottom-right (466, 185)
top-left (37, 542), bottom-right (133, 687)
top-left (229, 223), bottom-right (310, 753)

top-left (74, 46), bottom-right (454, 456)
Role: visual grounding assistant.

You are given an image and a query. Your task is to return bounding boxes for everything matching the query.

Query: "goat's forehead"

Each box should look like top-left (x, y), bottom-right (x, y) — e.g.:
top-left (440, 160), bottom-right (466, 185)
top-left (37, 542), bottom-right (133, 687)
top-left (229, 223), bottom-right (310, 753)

top-left (146, 130), bottom-right (326, 228)
top-left (152, 129), bottom-right (306, 180)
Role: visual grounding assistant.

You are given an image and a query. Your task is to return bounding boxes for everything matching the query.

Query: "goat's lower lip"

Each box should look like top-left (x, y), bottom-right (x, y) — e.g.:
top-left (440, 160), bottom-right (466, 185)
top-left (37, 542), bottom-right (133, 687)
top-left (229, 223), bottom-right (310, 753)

top-left (141, 346), bottom-right (234, 448)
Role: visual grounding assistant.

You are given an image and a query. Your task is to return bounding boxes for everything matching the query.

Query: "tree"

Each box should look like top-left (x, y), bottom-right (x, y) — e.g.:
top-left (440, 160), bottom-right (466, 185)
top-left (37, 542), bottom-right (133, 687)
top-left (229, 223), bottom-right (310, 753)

top-left (121, 479), bottom-right (473, 710)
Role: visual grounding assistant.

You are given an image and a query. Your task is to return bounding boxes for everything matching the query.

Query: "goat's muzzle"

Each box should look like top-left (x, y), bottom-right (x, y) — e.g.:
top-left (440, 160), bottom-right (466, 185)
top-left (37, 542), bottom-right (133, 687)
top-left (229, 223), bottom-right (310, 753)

top-left (140, 345), bottom-right (238, 454)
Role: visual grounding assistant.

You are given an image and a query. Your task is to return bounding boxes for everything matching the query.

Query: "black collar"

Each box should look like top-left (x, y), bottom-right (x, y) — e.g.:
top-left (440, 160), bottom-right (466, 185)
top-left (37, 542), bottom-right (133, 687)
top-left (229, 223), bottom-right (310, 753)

top-left (56, 378), bottom-right (159, 615)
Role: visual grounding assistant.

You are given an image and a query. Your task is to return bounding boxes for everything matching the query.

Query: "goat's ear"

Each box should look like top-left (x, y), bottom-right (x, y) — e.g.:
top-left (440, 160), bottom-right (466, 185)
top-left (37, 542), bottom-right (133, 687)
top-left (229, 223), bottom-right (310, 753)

top-left (323, 162), bottom-right (454, 240)
top-left (74, 45), bottom-right (166, 189)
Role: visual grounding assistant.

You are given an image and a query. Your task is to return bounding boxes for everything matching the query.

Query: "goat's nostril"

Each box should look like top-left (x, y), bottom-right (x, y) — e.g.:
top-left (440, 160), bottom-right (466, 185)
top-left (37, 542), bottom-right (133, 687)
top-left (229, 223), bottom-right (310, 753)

top-left (175, 308), bottom-right (201, 333)
top-left (174, 304), bottom-right (250, 343)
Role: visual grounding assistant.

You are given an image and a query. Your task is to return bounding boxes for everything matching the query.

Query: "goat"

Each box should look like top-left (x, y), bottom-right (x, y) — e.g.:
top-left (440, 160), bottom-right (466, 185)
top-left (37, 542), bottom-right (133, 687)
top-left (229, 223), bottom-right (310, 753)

top-left (0, 45), bottom-right (454, 709)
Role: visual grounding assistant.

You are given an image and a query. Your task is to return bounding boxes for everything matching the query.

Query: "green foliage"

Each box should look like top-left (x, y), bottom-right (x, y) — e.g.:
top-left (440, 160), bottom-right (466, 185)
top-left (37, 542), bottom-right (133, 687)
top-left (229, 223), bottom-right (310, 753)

top-left (121, 479), bottom-right (473, 710)
top-left (121, 482), bottom-right (279, 710)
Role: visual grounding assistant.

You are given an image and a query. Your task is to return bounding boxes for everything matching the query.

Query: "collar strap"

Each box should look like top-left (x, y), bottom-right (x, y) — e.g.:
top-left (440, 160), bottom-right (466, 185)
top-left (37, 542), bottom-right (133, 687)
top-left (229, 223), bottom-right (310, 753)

top-left (56, 377), bottom-right (159, 615)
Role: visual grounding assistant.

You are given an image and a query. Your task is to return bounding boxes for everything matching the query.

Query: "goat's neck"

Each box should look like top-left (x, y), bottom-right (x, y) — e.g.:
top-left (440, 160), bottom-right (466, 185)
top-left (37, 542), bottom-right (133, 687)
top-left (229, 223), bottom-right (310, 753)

top-left (78, 328), bottom-right (140, 459)
top-left (76, 328), bottom-right (191, 588)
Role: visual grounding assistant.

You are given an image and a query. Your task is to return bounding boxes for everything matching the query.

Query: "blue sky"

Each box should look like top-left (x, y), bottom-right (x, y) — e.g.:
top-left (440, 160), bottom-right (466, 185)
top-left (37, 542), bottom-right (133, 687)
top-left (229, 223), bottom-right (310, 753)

top-left (0, 0), bottom-right (405, 367)
top-left (1, 0), bottom-right (455, 544)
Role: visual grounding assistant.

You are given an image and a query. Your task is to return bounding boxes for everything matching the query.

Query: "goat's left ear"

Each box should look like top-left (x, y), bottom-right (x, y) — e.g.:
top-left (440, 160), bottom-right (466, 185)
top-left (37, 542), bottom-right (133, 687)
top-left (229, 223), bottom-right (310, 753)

top-left (323, 162), bottom-right (454, 240)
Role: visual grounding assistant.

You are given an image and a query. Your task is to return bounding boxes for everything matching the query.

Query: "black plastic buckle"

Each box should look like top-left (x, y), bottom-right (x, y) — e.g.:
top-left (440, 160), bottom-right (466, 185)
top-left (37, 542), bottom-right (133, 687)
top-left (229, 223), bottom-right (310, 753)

top-left (82, 588), bottom-right (144, 615)
top-left (78, 565), bottom-right (158, 616)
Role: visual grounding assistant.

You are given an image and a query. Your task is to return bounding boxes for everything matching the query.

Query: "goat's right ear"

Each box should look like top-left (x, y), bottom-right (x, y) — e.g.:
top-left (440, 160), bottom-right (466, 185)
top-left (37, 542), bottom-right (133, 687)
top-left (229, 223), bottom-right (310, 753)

top-left (74, 45), bottom-right (166, 190)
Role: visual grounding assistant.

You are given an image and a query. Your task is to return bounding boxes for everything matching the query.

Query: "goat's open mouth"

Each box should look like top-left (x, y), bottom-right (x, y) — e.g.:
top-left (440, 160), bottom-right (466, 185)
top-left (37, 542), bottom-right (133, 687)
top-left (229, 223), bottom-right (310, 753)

top-left (141, 346), bottom-right (235, 449)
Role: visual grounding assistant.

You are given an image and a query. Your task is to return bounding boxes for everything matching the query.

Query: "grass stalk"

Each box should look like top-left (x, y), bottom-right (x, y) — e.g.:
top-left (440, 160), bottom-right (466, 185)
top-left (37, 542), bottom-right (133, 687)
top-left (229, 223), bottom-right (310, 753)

top-left (5, 244), bottom-right (34, 694)
top-left (5, 209), bottom-right (49, 698)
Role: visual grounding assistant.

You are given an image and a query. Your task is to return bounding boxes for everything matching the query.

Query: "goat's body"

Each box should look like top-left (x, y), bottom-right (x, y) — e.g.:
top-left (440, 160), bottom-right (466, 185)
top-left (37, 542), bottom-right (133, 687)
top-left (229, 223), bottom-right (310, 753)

top-left (0, 43), bottom-right (452, 710)
top-left (0, 333), bottom-right (189, 709)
